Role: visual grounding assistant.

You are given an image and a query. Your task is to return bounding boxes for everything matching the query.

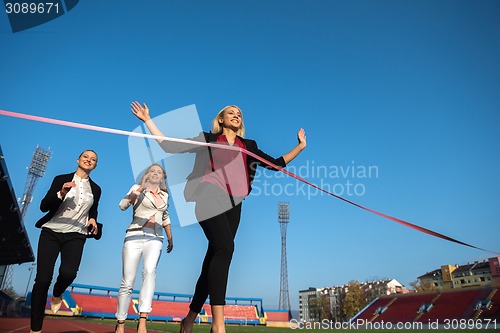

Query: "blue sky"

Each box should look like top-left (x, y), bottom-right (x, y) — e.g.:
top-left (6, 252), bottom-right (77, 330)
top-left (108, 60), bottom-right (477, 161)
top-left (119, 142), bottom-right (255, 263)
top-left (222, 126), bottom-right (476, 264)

top-left (1, 0), bottom-right (499, 311)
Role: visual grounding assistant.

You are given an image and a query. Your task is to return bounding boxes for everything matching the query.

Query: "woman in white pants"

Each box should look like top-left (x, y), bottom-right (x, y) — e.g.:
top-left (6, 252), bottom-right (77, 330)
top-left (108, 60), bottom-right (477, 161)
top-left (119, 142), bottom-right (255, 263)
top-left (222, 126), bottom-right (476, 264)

top-left (115, 164), bottom-right (173, 333)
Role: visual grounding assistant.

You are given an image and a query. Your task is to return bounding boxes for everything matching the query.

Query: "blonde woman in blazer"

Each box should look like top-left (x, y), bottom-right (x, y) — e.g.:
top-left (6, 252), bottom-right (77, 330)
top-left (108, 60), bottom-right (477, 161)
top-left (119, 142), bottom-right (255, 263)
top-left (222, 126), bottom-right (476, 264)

top-left (115, 164), bottom-right (173, 333)
top-left (132, 102), bottom-right (306, 333)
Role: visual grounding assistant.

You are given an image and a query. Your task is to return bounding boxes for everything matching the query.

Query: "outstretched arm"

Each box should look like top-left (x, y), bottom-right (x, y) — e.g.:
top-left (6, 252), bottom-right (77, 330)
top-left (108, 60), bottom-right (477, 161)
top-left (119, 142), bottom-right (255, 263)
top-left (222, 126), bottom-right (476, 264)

top-left (131, 101), bottom-right (166, 144)
top-left (282, 128), bottom-right (307, 164)
top-left (131, 101), bottom-right (208, 154)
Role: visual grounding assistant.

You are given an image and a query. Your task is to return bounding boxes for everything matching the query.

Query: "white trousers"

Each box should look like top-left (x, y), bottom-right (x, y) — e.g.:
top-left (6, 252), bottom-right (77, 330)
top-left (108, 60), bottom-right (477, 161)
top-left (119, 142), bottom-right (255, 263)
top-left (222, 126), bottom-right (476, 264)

top-left (116, 230), bottom-right (163, 320)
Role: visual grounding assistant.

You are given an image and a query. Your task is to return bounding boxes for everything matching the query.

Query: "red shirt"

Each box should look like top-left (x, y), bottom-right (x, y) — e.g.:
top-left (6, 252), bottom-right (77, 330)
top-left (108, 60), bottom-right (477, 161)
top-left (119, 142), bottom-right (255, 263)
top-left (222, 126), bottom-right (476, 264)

top-left (201, 135), bottom-right (249, 197)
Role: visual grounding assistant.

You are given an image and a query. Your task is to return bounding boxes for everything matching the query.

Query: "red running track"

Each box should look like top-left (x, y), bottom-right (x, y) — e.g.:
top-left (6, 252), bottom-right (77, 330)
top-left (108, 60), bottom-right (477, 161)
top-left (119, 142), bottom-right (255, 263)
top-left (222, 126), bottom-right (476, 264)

top-left (0, 317), bottom-right (175, 333)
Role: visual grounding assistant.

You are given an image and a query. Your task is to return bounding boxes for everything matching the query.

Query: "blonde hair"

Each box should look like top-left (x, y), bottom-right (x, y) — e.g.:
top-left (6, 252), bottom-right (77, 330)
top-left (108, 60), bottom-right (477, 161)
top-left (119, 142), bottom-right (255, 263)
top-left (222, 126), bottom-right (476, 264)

top-left (211, 105), bottom-right (245, 138)
top-left (139, 163), bottom-right (168, 192)
top-left (79, 149), bottom-right (97, 159)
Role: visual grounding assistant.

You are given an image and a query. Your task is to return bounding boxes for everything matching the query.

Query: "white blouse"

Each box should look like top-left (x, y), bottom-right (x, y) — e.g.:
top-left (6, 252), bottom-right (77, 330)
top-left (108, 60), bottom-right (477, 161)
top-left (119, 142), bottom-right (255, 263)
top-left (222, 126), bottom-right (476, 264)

top-left (119, 184), bottom-right (170, 236)
top-left (43, 174), bottom-right (94, 234)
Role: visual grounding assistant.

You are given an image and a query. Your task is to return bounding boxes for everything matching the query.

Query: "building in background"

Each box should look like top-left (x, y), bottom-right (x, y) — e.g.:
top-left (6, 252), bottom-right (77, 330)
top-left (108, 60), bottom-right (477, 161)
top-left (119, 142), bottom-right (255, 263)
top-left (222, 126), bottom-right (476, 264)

top-left (299, 279), bottom-right (406, 322)
top-left (418, 257), bottom-right (500, 290)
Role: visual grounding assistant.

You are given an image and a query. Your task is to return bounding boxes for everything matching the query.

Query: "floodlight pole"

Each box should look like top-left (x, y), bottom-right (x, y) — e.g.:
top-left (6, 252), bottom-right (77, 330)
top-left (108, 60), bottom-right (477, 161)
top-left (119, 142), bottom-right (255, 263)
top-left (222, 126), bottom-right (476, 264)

top-left (278, 202), bottom-right (291, 311)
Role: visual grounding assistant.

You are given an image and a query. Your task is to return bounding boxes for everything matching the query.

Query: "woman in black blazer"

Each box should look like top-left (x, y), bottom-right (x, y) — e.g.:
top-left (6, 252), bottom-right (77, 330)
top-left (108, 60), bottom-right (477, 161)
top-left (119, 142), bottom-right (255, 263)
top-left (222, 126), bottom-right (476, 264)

top-left (30, 150), bottom-right (101, 333)
top-left (132, 102), bottom-right (306, 333)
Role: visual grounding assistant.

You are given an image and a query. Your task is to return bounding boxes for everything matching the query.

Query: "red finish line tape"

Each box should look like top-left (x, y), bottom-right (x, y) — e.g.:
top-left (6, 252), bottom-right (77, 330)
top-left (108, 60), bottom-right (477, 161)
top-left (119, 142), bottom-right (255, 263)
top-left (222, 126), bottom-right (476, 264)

top-left (1, 109), bottom-right (498, 255)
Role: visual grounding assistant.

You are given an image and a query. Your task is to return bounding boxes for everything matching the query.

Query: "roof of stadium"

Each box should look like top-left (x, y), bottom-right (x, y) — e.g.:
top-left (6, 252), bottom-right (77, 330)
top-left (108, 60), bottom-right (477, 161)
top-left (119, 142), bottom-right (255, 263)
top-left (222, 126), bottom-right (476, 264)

top-left (0, 145), bottom-right (35, 265)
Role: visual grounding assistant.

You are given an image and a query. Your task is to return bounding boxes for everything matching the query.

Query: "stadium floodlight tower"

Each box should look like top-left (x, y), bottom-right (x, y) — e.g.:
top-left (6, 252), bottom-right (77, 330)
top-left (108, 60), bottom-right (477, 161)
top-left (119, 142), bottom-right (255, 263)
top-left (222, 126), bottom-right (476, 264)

top-left (0, 146), bottom-right (51, 291)
top-left (278, 201), bottom-right (291, 311)
top-left (20, 146), bottom-right (52, 219)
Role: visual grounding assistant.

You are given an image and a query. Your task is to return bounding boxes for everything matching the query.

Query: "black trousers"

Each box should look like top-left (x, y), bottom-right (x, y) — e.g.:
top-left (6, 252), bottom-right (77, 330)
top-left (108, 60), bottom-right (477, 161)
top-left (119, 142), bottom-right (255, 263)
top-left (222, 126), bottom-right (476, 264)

top-left (190, 184), bottom-right (243, 313)
top-left (30, 228), bottom-right (86, 331)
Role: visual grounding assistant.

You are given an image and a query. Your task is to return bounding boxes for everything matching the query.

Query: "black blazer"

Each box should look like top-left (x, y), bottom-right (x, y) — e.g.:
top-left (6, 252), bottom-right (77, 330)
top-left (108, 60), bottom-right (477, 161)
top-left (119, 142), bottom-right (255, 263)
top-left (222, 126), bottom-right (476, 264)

top-left (35, 173), bottom-right (102, 228)
top-left (160, 132), bottom-right (286, 200)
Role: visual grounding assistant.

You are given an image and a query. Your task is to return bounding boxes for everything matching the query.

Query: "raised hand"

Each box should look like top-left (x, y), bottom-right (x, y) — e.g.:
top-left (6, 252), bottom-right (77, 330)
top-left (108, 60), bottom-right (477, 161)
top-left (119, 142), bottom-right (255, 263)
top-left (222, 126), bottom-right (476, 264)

top-left (128, 187), bottom-right (143, 203)
top-left (131, 101), bottom-right (151, 122)
top-left (297, 128), bottom-right (307, 148)
top-left (60, 181), bottom-right (76, 198)
top-left (282, 128), bottom-right (307, 164)
top-left (130, 102), bottom-right (167, 143)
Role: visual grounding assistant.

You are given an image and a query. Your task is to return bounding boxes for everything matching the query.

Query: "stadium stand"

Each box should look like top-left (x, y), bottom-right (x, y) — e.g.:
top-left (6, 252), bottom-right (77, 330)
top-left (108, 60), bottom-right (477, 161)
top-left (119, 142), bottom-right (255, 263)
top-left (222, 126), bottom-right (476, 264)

top-left (373, 293), bottom-right (436, 323)
top-left (148, 300), bottom-right (192, 321)
top-left (204, 304), bottom-right (260, 325)
top-left (0, 146), bottom-right (35, 267)
top-left (353, 286), bottom-right (500, 324)
top-left (476, 288), bottom-right (500, 320)
top-left (70, 293), bottom-right (128, 318)
top-left (26, 284), bottom-right (266, 325)
top-left (353, 295), bottom-right (396, 322)
top-left (30, 282), bottom-right (500, 327)
top-left (417, 289), bottom-right (481, 322)
top-left (264, 309), bottom-right (291, 322)
top-left (263, 309), bottom-right (292, 328)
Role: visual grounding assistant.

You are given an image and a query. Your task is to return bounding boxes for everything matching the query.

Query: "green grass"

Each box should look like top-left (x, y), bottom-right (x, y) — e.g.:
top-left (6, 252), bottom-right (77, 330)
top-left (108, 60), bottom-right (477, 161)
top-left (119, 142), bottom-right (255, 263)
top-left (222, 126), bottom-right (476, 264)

top-left (73, 317), bottom-right (500, 332)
